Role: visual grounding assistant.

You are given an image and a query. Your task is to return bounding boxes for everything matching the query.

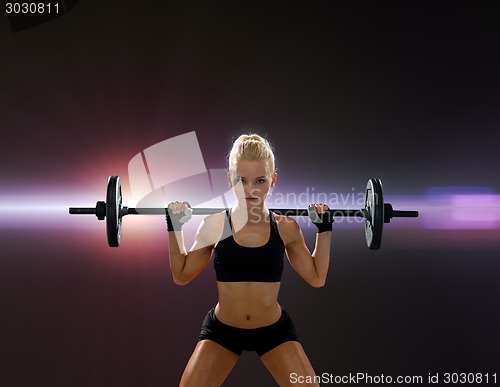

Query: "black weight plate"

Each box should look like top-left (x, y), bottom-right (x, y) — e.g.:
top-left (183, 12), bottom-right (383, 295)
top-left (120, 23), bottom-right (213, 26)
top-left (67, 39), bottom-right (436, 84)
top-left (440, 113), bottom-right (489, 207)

top-left (364, 178), bottom-right (384, 250)
top-left (106, 176), bottom-right (122, 247)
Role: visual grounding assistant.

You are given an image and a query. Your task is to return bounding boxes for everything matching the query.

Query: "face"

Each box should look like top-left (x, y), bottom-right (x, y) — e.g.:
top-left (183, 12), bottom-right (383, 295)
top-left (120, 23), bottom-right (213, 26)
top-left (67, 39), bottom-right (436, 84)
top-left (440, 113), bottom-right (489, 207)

top-left (229, 159), bottom-right (276, 208)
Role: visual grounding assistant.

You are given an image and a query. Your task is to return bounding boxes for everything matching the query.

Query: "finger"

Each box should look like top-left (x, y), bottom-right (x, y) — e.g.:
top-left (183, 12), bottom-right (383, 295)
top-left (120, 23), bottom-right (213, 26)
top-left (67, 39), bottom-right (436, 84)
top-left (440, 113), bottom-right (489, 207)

top-left (174, 201), bottom-right (191, 213)
top-left (168, 201), bottom-right (182, 213)
top-left (315, 203), bottom-right (325, 214)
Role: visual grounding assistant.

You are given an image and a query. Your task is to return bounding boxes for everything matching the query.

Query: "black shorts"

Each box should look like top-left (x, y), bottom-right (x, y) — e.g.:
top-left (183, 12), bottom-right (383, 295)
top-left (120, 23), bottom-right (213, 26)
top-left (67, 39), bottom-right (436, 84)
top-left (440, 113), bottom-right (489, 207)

top-left (198, 307), bottom-right (299, 357)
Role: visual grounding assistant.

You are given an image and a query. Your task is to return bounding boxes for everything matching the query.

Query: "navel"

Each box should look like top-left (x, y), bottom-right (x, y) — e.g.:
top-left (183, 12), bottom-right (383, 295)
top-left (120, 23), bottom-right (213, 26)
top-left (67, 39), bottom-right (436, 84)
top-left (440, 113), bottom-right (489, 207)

top-left (246, 315), bottom-right (251, 321)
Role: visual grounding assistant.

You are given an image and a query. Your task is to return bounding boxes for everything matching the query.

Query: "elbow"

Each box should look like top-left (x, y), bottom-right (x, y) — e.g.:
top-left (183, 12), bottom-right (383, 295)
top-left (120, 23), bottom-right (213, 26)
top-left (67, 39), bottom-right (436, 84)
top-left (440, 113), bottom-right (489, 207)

top-left (311, 277), bottom-right (326, 288)
top-left (173, 278), bottom-right (189, 286)
top-left (172, 273), bottom-right (192, 286)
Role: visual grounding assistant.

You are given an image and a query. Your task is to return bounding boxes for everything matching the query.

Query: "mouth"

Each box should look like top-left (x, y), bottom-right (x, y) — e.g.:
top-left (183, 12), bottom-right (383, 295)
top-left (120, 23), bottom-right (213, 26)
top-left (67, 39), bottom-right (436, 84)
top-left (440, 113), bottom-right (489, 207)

top-left (245, 197), bottom-right (259, 202)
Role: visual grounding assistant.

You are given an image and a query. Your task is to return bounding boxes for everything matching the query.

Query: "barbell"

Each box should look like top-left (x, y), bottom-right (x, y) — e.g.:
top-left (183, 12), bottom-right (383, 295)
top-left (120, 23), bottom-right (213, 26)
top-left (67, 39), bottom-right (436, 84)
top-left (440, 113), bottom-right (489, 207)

top-left (68, 176), bottom-right (419, 249)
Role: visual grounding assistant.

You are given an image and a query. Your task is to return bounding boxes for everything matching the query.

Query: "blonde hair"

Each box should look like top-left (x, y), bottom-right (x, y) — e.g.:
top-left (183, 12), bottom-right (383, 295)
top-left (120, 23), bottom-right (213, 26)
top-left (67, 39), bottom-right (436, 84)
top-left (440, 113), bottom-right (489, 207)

top-left (228, 134), bottom-right (276, 175)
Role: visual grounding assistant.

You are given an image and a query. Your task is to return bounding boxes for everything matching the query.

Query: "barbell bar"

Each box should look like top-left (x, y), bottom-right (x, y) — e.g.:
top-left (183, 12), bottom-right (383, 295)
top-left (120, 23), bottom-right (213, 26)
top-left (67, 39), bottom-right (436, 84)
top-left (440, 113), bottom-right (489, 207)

top-left (69, 176), bottom-right (419, 249)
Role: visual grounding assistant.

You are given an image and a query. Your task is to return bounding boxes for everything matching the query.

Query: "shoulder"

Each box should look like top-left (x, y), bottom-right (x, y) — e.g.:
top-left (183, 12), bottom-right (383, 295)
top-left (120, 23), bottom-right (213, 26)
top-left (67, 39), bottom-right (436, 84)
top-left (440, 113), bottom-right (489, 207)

top-left (202, 211), bottom-right (227, 226)
top-left (274, 213), bottom-right (302, 245)
top-left (195, 211), bottom-right (227, 245)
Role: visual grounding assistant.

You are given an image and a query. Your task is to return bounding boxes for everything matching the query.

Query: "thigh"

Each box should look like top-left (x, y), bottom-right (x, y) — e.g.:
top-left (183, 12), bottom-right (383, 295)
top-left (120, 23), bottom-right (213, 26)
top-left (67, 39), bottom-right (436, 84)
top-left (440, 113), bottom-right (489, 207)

top-left (260, 341), bottom-right (319, 387)
top-left (180, 339), bottom-right (239, 387)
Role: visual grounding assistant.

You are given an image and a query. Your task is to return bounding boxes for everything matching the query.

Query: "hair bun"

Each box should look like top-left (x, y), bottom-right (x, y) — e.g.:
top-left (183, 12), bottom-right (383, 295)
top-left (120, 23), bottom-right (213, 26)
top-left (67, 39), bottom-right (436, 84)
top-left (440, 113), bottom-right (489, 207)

top-left (228, 133), bottom-right (276, 174)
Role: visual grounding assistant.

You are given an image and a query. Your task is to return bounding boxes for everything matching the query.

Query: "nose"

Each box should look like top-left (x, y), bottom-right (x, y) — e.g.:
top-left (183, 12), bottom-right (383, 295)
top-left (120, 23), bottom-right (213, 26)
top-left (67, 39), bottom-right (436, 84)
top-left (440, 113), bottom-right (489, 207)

top-left (244, 182), bottom-right (258, 197)
top-left (244, 184), bottom-right (253, 197)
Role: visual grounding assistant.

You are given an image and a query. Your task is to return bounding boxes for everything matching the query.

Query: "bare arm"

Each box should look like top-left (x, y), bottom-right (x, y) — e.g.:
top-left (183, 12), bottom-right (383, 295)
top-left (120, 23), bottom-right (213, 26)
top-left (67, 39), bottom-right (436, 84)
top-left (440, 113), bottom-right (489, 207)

top-left (168, 214), bottom-right (222, 285)
top-left (281, 217), bottom-right (332, 288)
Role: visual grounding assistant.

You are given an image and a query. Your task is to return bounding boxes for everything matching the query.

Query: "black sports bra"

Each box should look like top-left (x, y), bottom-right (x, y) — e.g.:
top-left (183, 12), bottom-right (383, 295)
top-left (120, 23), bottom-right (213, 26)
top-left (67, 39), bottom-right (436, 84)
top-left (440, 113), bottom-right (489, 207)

top-left (213, 211), bottom-right (285, 282)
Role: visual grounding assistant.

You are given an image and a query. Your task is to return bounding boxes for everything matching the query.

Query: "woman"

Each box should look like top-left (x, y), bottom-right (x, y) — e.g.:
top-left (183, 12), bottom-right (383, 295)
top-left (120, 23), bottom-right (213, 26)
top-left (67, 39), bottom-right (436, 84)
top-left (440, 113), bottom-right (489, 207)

top-left (167, 134), bottom-right (333, 386)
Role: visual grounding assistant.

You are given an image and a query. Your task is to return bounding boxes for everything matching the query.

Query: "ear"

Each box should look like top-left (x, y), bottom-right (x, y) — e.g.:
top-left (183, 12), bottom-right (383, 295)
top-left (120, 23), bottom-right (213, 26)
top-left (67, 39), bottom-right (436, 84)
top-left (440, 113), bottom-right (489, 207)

top-left (227, 172), bottom-right (232, 187)
top-left (271, 171), bottom-right (277, 187)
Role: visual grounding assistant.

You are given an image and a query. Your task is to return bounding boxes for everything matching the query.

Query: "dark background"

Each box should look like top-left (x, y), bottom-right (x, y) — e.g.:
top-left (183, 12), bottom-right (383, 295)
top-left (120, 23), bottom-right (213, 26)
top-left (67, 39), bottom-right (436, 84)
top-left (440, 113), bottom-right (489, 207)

top-left (1, 1), bottom-right (499, 386)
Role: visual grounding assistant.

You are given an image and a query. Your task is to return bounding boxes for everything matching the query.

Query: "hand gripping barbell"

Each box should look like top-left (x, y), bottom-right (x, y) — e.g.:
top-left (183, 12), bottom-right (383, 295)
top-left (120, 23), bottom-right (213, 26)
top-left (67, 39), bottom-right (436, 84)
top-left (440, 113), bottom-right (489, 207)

top-left (68, 176), bottom-right (419, 249)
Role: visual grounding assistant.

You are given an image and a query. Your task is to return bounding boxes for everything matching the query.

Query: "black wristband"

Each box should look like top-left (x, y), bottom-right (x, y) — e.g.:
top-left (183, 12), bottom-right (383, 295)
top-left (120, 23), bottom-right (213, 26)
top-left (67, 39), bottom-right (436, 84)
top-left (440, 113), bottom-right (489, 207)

top-left (165, 212), bottom-right (177, 231)
top-left (314, 219), bottom-right (333, 233)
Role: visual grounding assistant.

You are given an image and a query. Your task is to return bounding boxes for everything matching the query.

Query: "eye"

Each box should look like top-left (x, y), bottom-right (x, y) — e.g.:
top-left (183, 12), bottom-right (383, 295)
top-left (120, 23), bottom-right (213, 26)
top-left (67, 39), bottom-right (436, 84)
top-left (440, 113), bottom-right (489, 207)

top-left (256, 179), bottom-right (266, 184)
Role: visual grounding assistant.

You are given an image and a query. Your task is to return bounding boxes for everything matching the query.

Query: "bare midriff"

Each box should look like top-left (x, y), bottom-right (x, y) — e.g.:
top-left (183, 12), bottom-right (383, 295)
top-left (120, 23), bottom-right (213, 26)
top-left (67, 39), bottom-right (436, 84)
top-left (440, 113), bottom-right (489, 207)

top-left (215, 281), bottom-right (282, 328)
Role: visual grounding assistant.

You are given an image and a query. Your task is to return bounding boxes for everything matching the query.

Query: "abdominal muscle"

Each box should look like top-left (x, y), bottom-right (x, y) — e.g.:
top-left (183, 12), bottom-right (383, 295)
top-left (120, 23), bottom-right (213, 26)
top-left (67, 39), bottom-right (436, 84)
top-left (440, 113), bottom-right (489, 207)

top-left (215, 281), bottom-right (282, 328)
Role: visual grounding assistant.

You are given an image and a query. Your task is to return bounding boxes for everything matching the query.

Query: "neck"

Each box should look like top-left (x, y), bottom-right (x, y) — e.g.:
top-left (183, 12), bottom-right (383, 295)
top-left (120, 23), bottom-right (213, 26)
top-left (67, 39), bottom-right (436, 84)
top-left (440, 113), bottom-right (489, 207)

top-left (232, 203), bottom-right (269, 224)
